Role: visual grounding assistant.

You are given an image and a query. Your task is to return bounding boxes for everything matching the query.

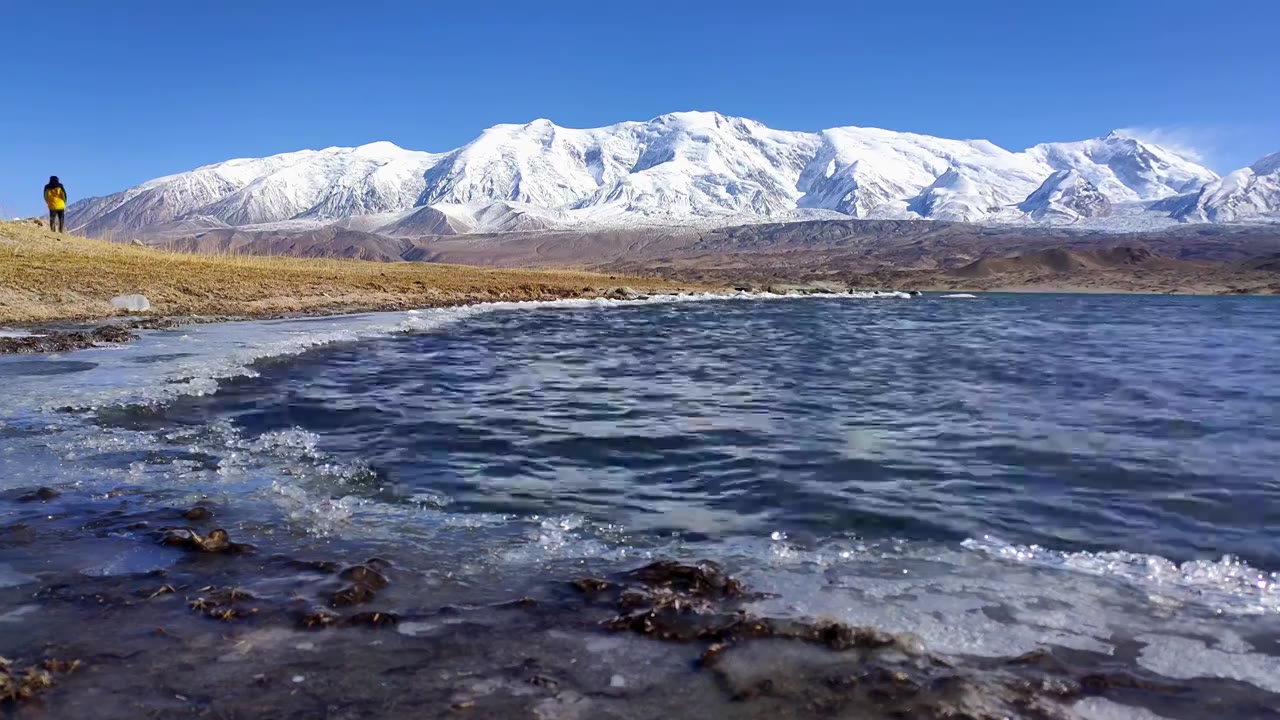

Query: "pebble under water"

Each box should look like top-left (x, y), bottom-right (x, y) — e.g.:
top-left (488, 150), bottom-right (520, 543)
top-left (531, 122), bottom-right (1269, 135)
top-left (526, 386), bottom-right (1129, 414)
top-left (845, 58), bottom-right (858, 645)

top-left (1, 292), bottom-right (1278, 719)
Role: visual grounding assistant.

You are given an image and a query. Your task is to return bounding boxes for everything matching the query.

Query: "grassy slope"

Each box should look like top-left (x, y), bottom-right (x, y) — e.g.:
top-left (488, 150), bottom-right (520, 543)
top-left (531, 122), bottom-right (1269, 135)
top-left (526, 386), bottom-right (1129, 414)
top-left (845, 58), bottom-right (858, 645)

top-left (0, 222), bottom-right (709, 324)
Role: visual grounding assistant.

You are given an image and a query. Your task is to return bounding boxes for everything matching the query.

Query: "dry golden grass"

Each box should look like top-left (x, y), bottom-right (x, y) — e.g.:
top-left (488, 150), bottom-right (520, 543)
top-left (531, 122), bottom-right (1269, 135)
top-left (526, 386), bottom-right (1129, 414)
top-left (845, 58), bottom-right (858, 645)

top-left (0, 221), bottom-right (712, 324)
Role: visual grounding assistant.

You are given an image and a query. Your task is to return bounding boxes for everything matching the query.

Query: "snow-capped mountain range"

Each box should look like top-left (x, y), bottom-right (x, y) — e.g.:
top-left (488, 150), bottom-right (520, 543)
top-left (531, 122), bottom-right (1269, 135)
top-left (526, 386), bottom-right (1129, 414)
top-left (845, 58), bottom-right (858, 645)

top-left (67, 112), bottom-right (1279, 237)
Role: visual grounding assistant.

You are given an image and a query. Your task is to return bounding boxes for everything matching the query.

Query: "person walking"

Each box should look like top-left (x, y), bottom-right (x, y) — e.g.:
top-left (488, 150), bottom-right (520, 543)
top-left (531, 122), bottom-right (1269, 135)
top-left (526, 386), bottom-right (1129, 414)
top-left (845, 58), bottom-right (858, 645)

top-left (44, 176), bottom-right (67, 233)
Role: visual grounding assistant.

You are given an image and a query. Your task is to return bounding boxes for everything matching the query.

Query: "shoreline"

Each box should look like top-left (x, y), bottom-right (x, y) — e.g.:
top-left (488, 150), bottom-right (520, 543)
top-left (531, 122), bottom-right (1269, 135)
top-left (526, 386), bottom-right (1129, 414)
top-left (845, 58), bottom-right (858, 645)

top-left (0, 220), bottom-right (717, 327)
top-left (0, 288), bottom-right (913, 355)
top-left (6, 219), bottom-right (1275, 343)
top-left (3, 281), bottom-right (1274, 355)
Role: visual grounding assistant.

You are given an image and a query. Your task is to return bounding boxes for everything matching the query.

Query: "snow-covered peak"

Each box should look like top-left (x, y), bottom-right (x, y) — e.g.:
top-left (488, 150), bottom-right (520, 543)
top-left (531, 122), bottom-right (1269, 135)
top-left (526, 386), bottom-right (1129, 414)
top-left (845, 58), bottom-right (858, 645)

top-left (893, 167), bottom-right (1017, 223)
top-left (650, 110), bottom-right (734, 128)
top-left (67, 112), bottom-right (1248, 237)
top-left (1250, 151), bottom-right (1280, 176)
top-left (349, 140), bottom-right (415, 159)
top-left (1017, 169), bottom-right (1112, 222)
top-left (1171, 151), bottom-right (1280, 224)
top-left (1026, 133), bottom-right (1217, 202)
top-left (801, 127), bottom-right (1049, 222)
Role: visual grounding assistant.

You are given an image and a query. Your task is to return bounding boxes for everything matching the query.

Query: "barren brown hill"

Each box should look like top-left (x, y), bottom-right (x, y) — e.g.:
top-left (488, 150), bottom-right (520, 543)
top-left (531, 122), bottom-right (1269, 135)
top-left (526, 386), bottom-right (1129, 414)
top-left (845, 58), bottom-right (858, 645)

top-left (603, 242), bottom-right (1280, 296)
top-left (161, 226), bottom-right (415, 262)
top-left (947, 247), bottom-right (1189, 279)
top-left (147, 217), bottom-right (1280, 271)
top-left (1240, 254), bottom-right (1280, 273)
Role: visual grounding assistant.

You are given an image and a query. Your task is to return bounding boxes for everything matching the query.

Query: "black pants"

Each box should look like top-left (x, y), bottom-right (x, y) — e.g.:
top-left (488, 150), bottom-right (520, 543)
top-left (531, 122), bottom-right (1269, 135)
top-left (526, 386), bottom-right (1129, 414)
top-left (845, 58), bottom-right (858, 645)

top-left (49, 209), bottom-right (64, 233)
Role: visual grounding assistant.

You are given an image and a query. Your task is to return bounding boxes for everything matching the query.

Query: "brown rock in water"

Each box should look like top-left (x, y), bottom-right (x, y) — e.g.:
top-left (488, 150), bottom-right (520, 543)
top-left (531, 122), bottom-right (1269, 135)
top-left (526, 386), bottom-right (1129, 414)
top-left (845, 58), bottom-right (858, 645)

top-left (206, 606), bottom-right (258, 622)
top-left (339, 564), bottom-right (389, 590)
top-left (91, 325), bottom-right (135, 343)
top-left (284, 558), bottom-right (342, 574)
top-left (346, 611), bottom-right (399, 628)
top-left (39, 660), bottom-right (82, 674)
top-left (128, 317), bottom-right (180, 331)
top-left (698, 642), bottom-right (730, 668)
top-left (299, 609), bottom-right (341, 629)
top-left (583, 560), bottom-right (920, 651)
top-left (183, 586), bottom-right (258, 621)
top-left (625, 560), bottom-right (745, 597)
top-left (567, 559), bottom-right (1216, 718)
top-left (0, 656), bottom-right (81, 705)
top-left (491, 597), bottom-right (538, 610)
top-left (217, 587), bottom-right (256, 603)
top-left (16, 487), bottom-right (60, 503)
top-left (146, 584), bottom-right (176, 599)
top-left (159, 527), bottom-right (255, 554)
top-left (181, 506), bottom-right (213, 521)
top-left (0, 523), bottom-right (36, 546)
top-left (570, 577), bottom-right (615, 595)
top-left (364, 557), bottom-right (392, 570)
top-left (330, 583), bottom-right (377, 607)
top-left (1078, 672), bottom-right (1182, 695)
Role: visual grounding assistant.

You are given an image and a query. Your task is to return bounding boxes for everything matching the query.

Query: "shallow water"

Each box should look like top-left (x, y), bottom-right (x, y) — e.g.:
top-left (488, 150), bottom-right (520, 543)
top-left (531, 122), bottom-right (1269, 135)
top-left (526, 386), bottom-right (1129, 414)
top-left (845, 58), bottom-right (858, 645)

top-left (2, 292), bottom-right (1279, 718)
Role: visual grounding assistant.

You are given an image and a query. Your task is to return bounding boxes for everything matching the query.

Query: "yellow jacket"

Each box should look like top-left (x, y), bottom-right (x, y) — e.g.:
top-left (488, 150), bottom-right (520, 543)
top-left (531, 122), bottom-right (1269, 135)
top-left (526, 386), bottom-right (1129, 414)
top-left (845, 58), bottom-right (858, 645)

top-left (45, 185), bottom-right (67, 211)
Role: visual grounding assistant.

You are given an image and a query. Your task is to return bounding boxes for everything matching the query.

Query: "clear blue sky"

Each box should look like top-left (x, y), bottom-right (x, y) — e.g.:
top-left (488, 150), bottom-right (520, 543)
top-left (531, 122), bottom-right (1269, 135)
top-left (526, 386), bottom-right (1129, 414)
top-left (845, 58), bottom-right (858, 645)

top-left (2, 0), bottom-right (1277, 216)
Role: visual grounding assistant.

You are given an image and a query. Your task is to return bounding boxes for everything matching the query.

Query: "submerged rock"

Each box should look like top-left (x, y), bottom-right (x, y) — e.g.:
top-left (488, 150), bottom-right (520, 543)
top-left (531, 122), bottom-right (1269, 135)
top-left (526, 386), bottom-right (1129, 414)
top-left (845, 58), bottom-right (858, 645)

top-left (570, 577), bottom-right (615, 595)
top-left (185, 586), bottom-right (259, 621)
top-left (159, 527), bottom-right (255, 554)
top-left (346, 611), bottom-right (399, 628)
top-left (283, 558), bottom-right (343, 574)
top-left (338, 564), bottom-right (389, 590)
top-left (0, 657), bottom-right (82, 705)
top-left (568, 559), bottom-right (1199, 719)
top-left (180, 506), bottom-right (213, 522)
top-left (330, 583), bottom-right (377, 607)
top-left (16, 487), bottom-right (60, 503)
top-left (298, 608), bottom-right (341, 629)
top-left (624, 560), bottom-right (745, 598)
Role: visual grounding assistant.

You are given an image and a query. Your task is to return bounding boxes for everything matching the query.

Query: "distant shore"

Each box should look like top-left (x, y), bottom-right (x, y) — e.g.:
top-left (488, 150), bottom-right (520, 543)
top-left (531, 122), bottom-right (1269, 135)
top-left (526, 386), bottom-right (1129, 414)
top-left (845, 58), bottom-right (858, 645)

top-left (635, 246), bottom-right (1280, 298)
top-left (4, 219), bottom-right (1275, 342)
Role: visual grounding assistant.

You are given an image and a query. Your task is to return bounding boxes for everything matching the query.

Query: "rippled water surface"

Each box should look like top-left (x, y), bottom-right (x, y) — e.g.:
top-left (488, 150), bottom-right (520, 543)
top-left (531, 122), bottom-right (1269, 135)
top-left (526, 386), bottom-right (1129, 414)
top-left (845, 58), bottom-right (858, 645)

top-left (2, 293), bottom-right (1279, 719)
top-left (132, 294), bottom-right (1280, 561)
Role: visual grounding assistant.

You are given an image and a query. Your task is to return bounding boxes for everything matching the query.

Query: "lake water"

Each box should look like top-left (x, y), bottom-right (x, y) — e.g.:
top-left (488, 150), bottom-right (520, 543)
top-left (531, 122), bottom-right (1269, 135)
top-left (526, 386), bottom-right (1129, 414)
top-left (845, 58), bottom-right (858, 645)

top-left (1, 293), bottom-right (1278, 718)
